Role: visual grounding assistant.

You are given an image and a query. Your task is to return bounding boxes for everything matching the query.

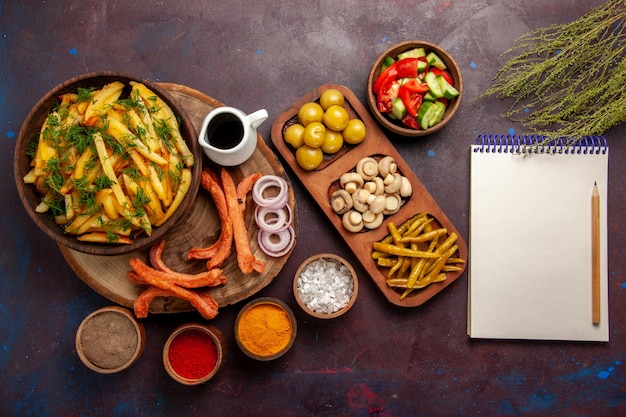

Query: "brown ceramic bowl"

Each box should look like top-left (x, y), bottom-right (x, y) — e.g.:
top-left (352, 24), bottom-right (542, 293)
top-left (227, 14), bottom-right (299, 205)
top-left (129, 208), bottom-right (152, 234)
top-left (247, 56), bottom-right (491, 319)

top-left (75, 306), bottom-right (146, 374)
top-left (163, 323), bottom-right (226, 385)
top-left (366, 40), bottom-right (463, 137)
top-left (293, 253), bottom-right (358, 319)
top-left (234, 297), bottom-right (297, 361)
top-left (14, 72), bottom-right (202, 255)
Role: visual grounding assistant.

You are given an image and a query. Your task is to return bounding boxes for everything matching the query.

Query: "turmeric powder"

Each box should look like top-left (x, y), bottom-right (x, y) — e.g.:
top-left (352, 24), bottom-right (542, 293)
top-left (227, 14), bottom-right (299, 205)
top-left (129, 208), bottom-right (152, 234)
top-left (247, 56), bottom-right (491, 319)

top-left (237, 301), bottom-right (293, 357)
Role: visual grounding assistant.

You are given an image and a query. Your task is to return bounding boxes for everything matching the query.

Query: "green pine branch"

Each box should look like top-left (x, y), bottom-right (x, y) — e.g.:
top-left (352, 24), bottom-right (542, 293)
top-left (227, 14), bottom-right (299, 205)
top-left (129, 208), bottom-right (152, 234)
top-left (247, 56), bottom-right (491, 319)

top-left (480, 0), bottom-right (626, 143)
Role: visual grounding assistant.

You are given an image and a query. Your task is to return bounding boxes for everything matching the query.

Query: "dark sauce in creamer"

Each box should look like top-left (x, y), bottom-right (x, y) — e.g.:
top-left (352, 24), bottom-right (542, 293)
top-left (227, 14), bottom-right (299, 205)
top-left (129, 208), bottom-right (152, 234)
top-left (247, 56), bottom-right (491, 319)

top-left (207, 113), bottom-right (244, 150)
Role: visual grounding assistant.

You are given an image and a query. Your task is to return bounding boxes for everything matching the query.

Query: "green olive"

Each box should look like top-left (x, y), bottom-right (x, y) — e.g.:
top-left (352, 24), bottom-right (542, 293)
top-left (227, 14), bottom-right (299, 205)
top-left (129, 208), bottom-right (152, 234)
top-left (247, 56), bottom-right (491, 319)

top-left (296, 145), bottom-right (323, 170)
top-left (284, 123), bottom-right (305, 148)
top-left (297, 102), bottom-right (324, 126)
top-left (322, 105), bottom-right (349, 132)
top-left (303, 122), bottom-right (326, 148)
top-left (342, 119), bottom-right (366, 145)
top-left (319, 88), bottom-right (345, 110)
top-left (321, 129), bottom-right (344, 154)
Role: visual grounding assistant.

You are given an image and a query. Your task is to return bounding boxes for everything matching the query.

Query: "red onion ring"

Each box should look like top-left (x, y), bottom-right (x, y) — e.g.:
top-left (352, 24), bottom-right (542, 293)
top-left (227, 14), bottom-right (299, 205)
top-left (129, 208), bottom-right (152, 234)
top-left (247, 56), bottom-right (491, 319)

top-left (252, 175), bottom-right (288, 209)
top-left (257, 225), bottom-right (295, 257)
top-left (254, 204), bottom-right (292, 232)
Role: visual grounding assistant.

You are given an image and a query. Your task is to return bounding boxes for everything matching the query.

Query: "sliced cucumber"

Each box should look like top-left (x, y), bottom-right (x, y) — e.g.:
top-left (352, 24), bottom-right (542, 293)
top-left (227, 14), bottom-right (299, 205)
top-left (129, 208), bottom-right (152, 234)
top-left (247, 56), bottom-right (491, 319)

top-left (390, 98), bottom-right (407, 120)
top-left (417, 101), bottom-right (446, 129)
top-left (397, 47), bottom-right (426, 60)
top-left (426, 51), bottom-right (447, 70)
top-left (437, 75), bottom-right (460, 99)
top-left (381, 56), bottom-right (396, 71)
top-left (424, 71), bottom-right (444, 98)
top-left (417, 59), bottom-right (429, 74)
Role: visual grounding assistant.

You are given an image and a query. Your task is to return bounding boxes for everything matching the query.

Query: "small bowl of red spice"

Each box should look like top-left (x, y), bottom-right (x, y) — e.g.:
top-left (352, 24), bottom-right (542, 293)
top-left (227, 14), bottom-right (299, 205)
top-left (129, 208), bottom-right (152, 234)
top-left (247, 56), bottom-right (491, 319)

top-left (163, 323), bottom-right (226, 385)
top-left (75, 306), bottom-right (146, 374)
top-left (235, 297), bottom-right (297, 361)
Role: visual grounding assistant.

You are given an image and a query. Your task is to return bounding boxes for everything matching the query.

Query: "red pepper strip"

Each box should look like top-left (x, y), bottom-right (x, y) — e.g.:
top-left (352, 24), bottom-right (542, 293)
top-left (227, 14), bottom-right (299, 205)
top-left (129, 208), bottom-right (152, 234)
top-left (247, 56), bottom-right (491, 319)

top-left (399, 80), bottom-right (427, 118)
top-left (429, 68), bottom-right (454, 86)
top-left (377, 80), bottom-right (400, 113)
top-left (402, 114), bottom-right (420, 129)
top-left (395, 57), bottom-right (420, 79)
top-left (402, 79), bottom-right (430, 94)
top-left (373, 62), bottom-right (398, 96)
top-left (374, 57), bottom-right (423, 95)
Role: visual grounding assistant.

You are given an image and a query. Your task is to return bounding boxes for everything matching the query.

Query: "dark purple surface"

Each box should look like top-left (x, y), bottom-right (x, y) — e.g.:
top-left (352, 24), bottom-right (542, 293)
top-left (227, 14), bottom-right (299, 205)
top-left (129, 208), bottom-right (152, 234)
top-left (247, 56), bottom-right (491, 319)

top-left (1, 1), bottom-right (624, 416)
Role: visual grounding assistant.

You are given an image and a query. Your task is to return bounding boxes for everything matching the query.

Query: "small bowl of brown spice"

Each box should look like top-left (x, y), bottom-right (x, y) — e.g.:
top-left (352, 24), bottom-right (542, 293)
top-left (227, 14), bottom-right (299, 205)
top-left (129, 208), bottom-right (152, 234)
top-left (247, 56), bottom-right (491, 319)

top-left (75, 306), bottom-right (145, 374)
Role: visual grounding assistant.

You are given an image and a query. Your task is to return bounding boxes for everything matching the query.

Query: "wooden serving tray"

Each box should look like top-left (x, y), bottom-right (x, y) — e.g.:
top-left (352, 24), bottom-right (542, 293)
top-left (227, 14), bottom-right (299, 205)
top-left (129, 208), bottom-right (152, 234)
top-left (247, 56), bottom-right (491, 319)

top-left (271, 84), bottom-right (467, 307)
top-left (59, 84), bottom-right (297, 314)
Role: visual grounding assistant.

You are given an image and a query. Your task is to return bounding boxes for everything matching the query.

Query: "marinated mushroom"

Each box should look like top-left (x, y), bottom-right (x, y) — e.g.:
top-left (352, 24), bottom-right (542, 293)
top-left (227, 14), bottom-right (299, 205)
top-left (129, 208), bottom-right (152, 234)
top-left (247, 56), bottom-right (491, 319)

top-left (363, 212), bottom-right (384, 229)
top-left (352, 188), bottom-right (371, 213)
top-left (356, 157), bottom-right (379, 180)
top-left (339, 172), bottom-right (364, 194)
top-left (384, 173), bottom-right (403, 194)
top-left (363, 180), bottom-right (377, 194)
top-left (400, 176), bottom-right (412, 198)
top-left (383, 194), bottom-right (401, 215)
top-left (378, 156), bottom-right (397, 178)
top-left (342, 210), bottom-right (364, 232)
top-left (330, 189), bottom-right (353, 214)
top-left (331, 155), bottom-right (413, 233)
top-left (371, 177), bottom-right (385, 195)
top-left (368, 195), bottom-right (387, 214)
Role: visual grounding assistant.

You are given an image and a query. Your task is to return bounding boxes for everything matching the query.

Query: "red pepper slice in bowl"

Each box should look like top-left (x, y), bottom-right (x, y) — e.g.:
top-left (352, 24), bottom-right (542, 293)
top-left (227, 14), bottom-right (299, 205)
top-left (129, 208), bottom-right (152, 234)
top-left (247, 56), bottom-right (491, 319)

top-left (377, 80), bottom-right (400, 113)
top-left (398, 80), bottom-right (429, 117)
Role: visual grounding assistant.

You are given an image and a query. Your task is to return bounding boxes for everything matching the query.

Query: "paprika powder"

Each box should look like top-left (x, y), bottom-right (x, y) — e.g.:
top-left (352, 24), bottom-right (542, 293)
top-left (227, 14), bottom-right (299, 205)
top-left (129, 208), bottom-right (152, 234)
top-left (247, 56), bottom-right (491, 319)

top-left (164, 324), bottom-right (224, 384)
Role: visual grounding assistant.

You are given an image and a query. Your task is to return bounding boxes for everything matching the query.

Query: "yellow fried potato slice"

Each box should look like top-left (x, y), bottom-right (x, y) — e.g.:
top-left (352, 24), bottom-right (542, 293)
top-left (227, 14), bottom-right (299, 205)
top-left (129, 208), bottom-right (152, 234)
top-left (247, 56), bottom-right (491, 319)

top-left (129, 81), bottom-right (194, 167)
top-left (84, 81), bottom-right (125, 127)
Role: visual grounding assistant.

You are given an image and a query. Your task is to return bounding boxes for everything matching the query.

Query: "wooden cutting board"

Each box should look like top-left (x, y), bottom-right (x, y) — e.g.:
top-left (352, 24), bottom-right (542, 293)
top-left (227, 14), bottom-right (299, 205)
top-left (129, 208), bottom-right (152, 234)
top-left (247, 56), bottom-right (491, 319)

top-left (271, 84), bottom-right (467, 307)
top-left (59, 84), bottom-right (297, 315)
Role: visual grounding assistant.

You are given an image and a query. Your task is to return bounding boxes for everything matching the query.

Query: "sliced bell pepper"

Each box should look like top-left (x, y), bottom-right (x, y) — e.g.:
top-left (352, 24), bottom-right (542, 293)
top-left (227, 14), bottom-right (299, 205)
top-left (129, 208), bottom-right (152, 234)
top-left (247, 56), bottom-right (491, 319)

top-left (373, 62), bottom-right (398, 96)
top-left (401, 113), bottom-right (420, 129)
top-left (377, 80), bottom-right (400, 113)
top-left (398, 80), bottom-right (428, 117)
top-left (395, 57), bottom-right (422, 79)
top-left (374, 57), bottom-right (429, 95)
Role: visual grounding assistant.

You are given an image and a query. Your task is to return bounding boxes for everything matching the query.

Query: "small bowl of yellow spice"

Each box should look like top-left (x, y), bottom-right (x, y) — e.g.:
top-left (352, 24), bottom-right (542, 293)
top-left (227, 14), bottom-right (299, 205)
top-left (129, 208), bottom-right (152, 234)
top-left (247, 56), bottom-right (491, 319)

top-left (234, 297), bottom-right (297, 361)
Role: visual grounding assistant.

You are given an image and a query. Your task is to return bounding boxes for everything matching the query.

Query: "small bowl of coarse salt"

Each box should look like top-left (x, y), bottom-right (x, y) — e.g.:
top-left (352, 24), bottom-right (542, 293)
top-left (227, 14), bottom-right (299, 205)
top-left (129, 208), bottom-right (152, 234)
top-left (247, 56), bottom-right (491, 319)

top-left (293, 253), bottom-right (358, 319)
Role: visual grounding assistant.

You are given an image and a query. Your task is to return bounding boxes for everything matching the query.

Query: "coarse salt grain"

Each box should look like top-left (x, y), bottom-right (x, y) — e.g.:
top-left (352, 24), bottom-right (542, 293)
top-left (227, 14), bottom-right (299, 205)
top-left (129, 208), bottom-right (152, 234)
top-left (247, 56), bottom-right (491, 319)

top-left (296, 257), bottom-right (354, 314)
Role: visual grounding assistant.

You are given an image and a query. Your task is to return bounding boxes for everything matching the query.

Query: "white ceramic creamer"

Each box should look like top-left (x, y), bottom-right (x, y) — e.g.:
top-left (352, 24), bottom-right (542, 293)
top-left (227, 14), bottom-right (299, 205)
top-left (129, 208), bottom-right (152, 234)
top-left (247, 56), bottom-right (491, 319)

top-left (198, 107), bottom-right (268, 166)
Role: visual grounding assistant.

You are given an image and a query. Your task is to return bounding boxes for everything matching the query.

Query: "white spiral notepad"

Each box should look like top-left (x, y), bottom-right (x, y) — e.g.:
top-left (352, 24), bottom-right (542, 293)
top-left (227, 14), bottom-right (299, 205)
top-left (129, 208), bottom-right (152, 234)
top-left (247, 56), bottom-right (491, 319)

top-left (468, 135), bottom-right (609, 341)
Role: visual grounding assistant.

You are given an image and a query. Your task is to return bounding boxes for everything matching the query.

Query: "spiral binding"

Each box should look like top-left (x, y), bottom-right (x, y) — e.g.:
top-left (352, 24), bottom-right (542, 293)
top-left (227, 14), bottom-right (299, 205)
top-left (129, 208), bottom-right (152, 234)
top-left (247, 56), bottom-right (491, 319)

top-left (473, 134), bottom-right (608, 155)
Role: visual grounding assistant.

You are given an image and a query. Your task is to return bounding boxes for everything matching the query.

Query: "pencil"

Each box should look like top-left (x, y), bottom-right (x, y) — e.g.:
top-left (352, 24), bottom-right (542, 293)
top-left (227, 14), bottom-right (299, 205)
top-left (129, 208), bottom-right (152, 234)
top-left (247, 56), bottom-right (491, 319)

top-left (592, 181), bottom-right (600, 325)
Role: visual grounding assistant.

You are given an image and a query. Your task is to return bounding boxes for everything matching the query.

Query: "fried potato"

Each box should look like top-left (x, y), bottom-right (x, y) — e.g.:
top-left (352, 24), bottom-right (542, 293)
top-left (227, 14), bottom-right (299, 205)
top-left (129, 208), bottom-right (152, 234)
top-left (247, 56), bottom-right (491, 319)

top-left (24, 81), bottom-right (194, 244)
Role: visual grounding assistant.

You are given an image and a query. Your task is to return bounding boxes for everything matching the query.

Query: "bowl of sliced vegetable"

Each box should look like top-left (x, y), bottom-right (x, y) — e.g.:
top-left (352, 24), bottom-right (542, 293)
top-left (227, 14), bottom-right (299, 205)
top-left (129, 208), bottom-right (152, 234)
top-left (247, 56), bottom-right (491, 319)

top-left (367, 40), bottom-right (463, 137)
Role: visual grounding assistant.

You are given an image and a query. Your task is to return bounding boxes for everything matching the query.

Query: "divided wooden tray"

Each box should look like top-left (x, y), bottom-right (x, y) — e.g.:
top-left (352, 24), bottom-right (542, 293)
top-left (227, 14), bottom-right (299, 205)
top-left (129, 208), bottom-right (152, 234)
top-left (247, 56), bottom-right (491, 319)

top-left (59, 84), bottom-right (297, 314)
top-left (271, 84), bottom-right (467, 307)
